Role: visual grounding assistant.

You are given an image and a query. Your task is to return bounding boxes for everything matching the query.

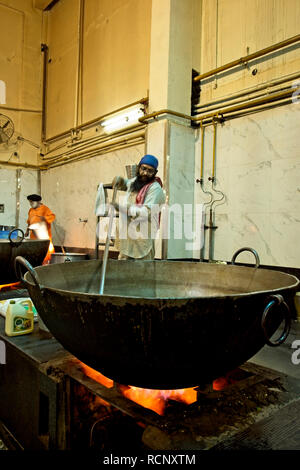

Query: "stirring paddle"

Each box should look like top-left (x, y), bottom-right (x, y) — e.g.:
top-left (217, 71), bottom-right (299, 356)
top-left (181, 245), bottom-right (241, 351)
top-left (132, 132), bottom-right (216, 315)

top-left (99, 181), bottom-right (119, 294)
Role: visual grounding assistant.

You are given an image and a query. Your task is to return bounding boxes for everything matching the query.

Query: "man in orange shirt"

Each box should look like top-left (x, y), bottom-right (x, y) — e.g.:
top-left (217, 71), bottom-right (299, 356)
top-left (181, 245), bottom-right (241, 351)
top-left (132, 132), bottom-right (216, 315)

top-left (25, 194), bottom-right (55, 240)
top-left (25, 194), bottom-right (56, 264)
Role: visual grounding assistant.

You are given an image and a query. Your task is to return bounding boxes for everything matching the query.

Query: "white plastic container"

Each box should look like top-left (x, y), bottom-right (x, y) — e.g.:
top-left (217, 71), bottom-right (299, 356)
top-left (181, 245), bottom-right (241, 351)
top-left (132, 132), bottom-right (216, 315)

top-left (5, 299), bottom-right (34, 336)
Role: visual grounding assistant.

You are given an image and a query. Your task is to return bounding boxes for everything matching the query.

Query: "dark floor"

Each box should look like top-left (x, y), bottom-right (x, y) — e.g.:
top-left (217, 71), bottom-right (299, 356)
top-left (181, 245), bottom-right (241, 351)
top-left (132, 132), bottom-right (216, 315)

top-left (250, 319), bottom-right (300, 380)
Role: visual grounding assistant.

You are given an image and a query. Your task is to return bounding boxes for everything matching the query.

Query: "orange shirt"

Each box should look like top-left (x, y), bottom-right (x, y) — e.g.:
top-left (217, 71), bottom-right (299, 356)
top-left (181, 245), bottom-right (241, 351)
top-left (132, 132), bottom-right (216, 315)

top-left (27, 204), bottom-right (55, 240)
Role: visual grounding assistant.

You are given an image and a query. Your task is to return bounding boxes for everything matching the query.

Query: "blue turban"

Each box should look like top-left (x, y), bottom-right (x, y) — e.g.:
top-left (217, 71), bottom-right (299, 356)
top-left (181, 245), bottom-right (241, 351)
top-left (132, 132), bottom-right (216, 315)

top-left (139, 154), bottom-right (158, 169)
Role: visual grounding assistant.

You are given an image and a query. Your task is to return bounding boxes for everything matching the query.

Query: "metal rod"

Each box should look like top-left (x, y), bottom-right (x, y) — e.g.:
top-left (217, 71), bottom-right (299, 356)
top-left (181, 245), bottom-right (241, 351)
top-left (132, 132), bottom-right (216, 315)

top-left (0, 161), bottom-right (40, 169)
top-left (99, 184), bottom-right (118, 295)
top-left (139, 86), bottom-right (300, 126)
top-left (193, 33), bottom-right (300, 82)
top-left (195, 71), bottom-right (300, 111)
top-left (43, 138), bottom-right (144, 170)
top-left (42, 130), bottom-right (145, 162)
top-left (208, 208), bottom-right (213, 262)
top-left (200, 123), bottom-right (204, 180)
top-left (44, 97), bottom-right (148, 144)
top-left (75, 0), bottom-right (84, 128)
top-left (15, 169), bottom-right (21, 228)
top-left (41, 44), bottom-right (48, 141)
top-left (212, 120), bottom-right (217, 180)
top-left (0, 105), bottom-right (42, 113)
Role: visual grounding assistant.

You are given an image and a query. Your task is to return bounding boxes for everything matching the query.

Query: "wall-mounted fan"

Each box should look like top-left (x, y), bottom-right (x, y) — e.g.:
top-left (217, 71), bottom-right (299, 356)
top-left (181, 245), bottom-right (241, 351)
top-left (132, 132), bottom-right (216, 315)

top-left (0, 114), bottom-right (14, 144)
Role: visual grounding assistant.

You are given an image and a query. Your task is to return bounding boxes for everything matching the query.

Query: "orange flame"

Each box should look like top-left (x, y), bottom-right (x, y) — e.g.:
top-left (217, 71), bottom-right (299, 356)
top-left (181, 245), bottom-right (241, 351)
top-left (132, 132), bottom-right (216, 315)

top-left (78, 362), bottom-right (197, 416)
top-left (0, 282), bottom-right (20, 291)
top-left (79, 363), bottom-right (114, 389)
top-left (119, 385), bottom-right (198, 416)
top-left (212, 377), bottom-right (229, 391)
top-left (43, 240), bottom-right (55, 265)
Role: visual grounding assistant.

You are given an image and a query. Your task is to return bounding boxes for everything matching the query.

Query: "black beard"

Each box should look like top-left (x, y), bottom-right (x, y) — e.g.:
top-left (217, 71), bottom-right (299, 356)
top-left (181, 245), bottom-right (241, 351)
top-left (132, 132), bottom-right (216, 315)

top-left (130, 174), bottom-right (155, 193)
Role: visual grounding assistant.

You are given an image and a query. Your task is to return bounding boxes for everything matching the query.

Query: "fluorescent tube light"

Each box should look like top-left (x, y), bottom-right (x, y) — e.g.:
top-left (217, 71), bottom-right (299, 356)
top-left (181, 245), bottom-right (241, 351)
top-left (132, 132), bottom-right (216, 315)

top-left (101, 104), bottom-right (145, 133)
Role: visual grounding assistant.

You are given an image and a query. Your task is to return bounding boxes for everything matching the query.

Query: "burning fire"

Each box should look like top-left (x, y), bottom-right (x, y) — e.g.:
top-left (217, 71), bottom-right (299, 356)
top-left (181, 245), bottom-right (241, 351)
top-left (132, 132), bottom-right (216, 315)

top-left (0, 282), bottom-right (20, 291)
top-left (118, 385), bottom-right (198, 416)
top-left (78, 364), bottom-right (245, 416)
top-left (43, 240), bottom-right (55, 265)
top-left (79, 363), bottom-right (114, 389)
top-left (79, 361), bottom-right (197, 416)
top-left (212, 369), bottom-right (242, 391)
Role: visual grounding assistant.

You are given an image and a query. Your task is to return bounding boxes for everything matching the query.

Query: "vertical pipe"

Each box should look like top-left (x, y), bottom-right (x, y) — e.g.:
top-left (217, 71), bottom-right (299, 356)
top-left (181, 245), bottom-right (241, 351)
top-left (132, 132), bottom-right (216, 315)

top-left (212, 119), bottom-right (217, 180)
top-left (208, 207), bottom-right (214, 261)
top-left (200, 123), bottom-right (204, 181)
top-left (15, 169), bottom-right (21, 228)
top-left (41, 44), bottom-right (48, 141)
top-left (161, 120), bottom-right (170, 260)
top-left (37, 169), bottom-right (41, 195)
top-left (75, 0), bottom-right (84, 128)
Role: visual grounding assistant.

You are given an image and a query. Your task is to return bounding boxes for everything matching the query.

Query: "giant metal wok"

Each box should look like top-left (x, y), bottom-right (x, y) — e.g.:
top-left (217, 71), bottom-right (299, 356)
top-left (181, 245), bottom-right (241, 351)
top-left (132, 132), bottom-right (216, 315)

top-left (0, 229), bottom-right (49, 284)
top-left (15, 251), bottom-right (299, 389)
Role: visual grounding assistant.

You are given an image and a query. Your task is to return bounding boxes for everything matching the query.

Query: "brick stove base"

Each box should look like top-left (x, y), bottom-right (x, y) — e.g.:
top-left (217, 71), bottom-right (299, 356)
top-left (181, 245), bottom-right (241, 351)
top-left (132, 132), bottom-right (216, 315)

top-left (55, 359), bottom-right (300, 451)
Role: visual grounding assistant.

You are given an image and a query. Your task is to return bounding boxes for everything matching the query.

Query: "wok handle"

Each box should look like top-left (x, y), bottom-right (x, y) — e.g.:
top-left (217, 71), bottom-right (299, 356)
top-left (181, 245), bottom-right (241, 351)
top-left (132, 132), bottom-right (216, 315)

top-left (14, 255), bottom-right (42, 290)
top-left (231, 247), bottom-right (260, 268)
top-left (261, 294), bottom-right (291, 347)
top-left (9, 228), bottom-right (24, 247)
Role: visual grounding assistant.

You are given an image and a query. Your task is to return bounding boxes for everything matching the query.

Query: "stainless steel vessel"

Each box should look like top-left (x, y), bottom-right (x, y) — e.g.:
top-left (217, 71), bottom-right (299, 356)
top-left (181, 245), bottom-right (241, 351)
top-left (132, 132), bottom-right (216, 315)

top-left (50, 253), bottom-right (88, 264)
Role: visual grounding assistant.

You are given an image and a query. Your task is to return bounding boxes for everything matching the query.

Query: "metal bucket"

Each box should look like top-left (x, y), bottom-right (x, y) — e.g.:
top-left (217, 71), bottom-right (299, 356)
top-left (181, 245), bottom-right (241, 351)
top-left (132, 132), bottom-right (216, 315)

top-left (125, 164), bottom-right (137, 179)
top-left (16, 256), bottom-right (299, 389)
top-left (50, 253), bottom-right (88, 264)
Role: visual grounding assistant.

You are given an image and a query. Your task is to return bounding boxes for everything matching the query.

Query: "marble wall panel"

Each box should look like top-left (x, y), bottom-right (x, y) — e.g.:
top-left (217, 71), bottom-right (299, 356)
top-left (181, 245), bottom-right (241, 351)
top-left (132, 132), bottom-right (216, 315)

top-left (0, 169), bottom-right (16, 227)
top-left (0, 168), bottom-right (39, 230)
top-left (41, 144), bottom-right (145, 250)
top-left (270, 212), bottom-right (300, 267)
top-left (194, 103), bottom-right (300, 268)
top-left (19, 169), bottom-right (39, 230)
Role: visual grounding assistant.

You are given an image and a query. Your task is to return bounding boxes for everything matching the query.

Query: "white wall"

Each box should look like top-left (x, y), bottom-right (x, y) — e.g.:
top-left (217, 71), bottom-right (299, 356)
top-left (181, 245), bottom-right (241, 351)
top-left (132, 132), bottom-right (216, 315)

top-left (195, 102), bottom-right (300, 268)
top-left (41, 144), bottom-right (146, 249)
top-left (0, 168), bottom-right (39, 230)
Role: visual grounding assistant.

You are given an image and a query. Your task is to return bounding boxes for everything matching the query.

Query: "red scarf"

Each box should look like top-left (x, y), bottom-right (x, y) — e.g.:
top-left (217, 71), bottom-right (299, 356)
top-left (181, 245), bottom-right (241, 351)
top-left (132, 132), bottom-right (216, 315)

top-left (136, 177), bottom-right (163, 206)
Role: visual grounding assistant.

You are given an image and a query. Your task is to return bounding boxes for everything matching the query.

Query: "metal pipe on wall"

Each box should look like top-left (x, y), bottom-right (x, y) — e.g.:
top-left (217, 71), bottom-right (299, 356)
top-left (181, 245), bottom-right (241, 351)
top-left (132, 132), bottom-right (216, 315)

top-left (196, 124), bottom-right (213, 261)
top-left (0, 162), bottom-right (41, 169)
top-left (43, 137), bottom-right (145, 170)
top-left (44, 97), bottom-right (148, 144)
top-left (193, 33), bottom-right (300, 82)
top-left (41, 44), bottom-right (49, 141)
top-left (74, 0), bottom-right (84, 129)
top-left (0, 105), bottom-right (42, 114)
top-left (195, 71), bottom-right (300, 112)
top-left (15, 169), bottom-right (21, 228)
top-left (41, 130), bottom-right (145, 166)
top-left (139, 85), bottom-right (300, 126)
top-left (42, 123), bottom-right (146, 161)
top-left (196, 119), bottom-right (225, 262)
top-left (161, 120), bottom-right (170, 260)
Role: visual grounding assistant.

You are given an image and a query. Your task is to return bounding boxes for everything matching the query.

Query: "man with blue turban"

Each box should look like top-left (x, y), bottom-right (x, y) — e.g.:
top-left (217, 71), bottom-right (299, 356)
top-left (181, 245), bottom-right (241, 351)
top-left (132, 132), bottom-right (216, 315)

top-left (112, 154), bottom-right (165, 260)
